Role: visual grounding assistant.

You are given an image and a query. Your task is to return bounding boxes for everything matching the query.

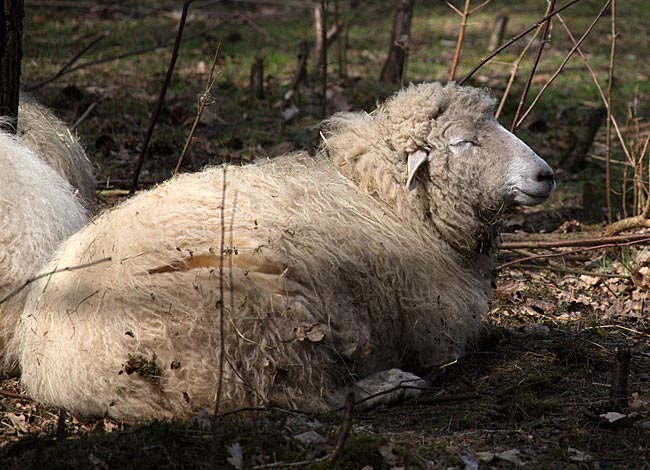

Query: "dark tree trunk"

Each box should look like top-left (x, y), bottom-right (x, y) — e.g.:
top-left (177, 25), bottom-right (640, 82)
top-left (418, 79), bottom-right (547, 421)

top-left (487, 14), bottom-right (508, 52)
top-left (250, 58), bottom-right (264, 100)
top-left (380, 0), bottom-right (415, 84)
top-left (610, 345), bottom-right (631, 410)
top-left (282, 40), bottom-right (310, 108)
top-left (0, 0), bottom-right (24, 133)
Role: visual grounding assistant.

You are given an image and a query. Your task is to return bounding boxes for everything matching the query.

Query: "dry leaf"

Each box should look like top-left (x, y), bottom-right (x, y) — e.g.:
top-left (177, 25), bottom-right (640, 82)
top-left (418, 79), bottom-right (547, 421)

top-left (293, 431), bottom-right (327, 445)
top-left (294, 323), bottom-right (325, 342)
top-left (6, 413), bottom-right (28, 434)
top-left (496, 449), bottom-right (525, 466)
top-left (459, 451), bottom-right (479, 470)
top-left (227, 442), bottom-right (244, 469)
top-left (568, 447), bottom-right (592, 462)
top-left (476, 451), bottom-right (495, 462)
top-left (600, 411), bottom-right (626, 423)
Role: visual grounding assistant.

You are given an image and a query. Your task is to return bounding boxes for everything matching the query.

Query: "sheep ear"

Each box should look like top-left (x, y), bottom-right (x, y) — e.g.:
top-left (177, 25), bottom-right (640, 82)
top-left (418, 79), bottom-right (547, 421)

top-left (406, 150), bottom-right (428, 191)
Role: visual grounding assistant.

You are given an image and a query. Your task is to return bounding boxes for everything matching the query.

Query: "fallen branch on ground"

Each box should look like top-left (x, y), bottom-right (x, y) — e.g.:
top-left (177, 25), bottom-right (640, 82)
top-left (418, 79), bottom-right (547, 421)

top-left (498, 232), bottom-right (650, 250)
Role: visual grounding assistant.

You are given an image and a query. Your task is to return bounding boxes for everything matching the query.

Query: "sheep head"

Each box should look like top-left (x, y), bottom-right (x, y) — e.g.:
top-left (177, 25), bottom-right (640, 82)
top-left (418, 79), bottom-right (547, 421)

top-left (380, 82), bottom-right (555, 207)
top-left (323, 82), bottom-right (555, 256)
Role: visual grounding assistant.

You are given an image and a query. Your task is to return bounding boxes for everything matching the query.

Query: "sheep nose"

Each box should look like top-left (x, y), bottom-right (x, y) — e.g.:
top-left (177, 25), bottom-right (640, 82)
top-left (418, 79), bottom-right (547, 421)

top-left (536, 168), bottom-right (555, 183)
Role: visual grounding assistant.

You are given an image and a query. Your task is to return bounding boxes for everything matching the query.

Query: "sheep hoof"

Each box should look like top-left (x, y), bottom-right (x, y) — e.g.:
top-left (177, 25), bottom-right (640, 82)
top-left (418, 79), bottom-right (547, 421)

top-left (353, 368), bottom-right (429, 410)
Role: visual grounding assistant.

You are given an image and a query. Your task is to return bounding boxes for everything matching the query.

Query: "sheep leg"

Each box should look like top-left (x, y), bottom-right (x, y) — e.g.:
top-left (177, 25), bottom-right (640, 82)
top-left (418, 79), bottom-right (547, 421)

top-left (351, 368), bottom-right (430, 410)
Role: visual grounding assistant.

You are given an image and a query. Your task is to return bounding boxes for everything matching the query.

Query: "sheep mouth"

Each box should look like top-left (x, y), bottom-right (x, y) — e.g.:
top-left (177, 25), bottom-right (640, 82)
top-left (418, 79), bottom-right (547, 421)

top-left (512, 187), bottom-right (554, 206)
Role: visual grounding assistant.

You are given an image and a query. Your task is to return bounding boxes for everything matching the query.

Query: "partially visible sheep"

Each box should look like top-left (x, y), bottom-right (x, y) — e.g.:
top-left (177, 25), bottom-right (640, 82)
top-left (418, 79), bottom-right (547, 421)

top-left (0, 127), bottom-right (89, 374)
top-left (14, 82), bottom-right (555, 421)
top-left (18, 95), bottom-right (95, 208)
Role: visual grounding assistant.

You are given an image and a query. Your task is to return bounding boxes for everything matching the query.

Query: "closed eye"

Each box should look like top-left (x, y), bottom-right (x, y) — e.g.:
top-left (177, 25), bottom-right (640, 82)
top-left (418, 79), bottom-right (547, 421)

top-left (450, 140), bottom-right (476, 149)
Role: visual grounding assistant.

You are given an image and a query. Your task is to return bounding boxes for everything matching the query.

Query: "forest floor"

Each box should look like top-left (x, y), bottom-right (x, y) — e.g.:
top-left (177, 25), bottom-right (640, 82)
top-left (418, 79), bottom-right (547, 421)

top-left (2, 1), bottom-right (650, 468)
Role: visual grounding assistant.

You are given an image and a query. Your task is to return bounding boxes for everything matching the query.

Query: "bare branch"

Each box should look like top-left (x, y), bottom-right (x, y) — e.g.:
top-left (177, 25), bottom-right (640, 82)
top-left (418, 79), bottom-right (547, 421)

top-left (448, 0), bottom-right (471, 81)
top-left (130, 0), bottom-right (194, 194)
top-left (510, 0), bottom-right (555, 132)
top-left (515, 0), bottom-right (611, 129)
top-left (174, 44), bottom-right (221, 175)
top-left (458, 0), bottom-right (583, 85)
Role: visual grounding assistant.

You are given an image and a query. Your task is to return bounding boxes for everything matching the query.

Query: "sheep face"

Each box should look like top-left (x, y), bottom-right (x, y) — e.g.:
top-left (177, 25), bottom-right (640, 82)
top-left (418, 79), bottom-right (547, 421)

top-left (399, 84), bottom-right (555, 213)
top-left (434, 117), bottom-right (556, 207)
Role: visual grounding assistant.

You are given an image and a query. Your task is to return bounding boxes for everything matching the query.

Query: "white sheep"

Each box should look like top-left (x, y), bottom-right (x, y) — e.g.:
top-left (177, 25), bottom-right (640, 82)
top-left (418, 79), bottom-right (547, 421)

top-left (14, 82), bottom-right (555, 420)
top-left (0, 126), bottom-right (89, 374)
top-left (18, 95), bottom-right (95, 209)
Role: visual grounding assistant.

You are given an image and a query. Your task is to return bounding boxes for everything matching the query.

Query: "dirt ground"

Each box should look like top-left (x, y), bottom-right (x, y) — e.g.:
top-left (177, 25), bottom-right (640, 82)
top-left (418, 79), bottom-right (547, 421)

top-left (2, 1), bottom-right (650, 468)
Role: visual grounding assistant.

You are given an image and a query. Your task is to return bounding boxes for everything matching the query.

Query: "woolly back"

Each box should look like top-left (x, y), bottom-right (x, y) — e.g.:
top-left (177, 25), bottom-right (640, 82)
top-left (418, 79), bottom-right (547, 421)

top-left (0, 129), bottom-right (88, 371)
top-left (18, 96), bottom-right (95, 209)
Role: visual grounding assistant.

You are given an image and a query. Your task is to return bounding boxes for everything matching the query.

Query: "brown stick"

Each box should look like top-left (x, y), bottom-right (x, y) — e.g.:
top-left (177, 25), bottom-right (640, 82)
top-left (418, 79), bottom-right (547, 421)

top-left (458, 0), bottom-right (583, 85)
top-left (510, 0), bottom-right (555, 131)
top-left (56, 408), bottom-right (67, 440)
top-left (250, 58), bottom-right (265, 100)
top-left (499, 232), bottom-right (650, 250)
top-left (174, 44), bottom-right (221, 175)
top-left (380, 0), bottom-right (415, 84)
top-left (610, 345), bottom-right (631, 409)
top-left (0, 389), bottom-right (31, 400)
top-left (24, 34), bottom-right (106, 92)
top-left (498, 235), bottom-right (650, 270)
top-left (605, 0), bottom-right (617, 223)
top-left (212, 165), bottom-right (228, 424)
top-left (130, 0), bottom-right (193, 195)
top-left (320, 0), bottom-right (328, 120)
top-left (281, 40), bottom-right (310, 108)
top-left (329, 391), bottom-right (355, 462)
top-left (447, 0), bottom-right (470, 81)
top-left (604, 215), bottom-right (650, 236)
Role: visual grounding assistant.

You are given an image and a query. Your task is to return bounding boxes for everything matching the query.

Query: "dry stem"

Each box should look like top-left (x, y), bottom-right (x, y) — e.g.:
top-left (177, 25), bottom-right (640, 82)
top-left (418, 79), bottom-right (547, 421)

top-left (458, 0), bottom-right (583, 85)
top-left (447, 0), bottom-right (471, 81)
top-left (130, 0), bottom-right (194, 194)
top-left (173, 44), bottom-right (221, 175)
top-left (496, 27), bottom-right (541, 119)
top-left (510, 0), bottom-right (555, 132)
top-left (515, 0), bottom-right (611, 129)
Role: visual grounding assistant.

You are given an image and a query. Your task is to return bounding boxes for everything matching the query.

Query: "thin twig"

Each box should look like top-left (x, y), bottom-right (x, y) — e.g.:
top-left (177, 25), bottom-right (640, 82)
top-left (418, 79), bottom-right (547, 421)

top-left (510, 0), bottom-right (555, 132)
top-left (173, 44), bottom-right (221, 175)
top-left (70, 101), bottom-right (97, 132)
top-left (24, 16), bottom-right (237, 91)
top-left (555, 13), bottom-right (631, 165)
top-left (212, 164), bottom-right (228, 424)
top-left (515, 263), bottom-right (630, 279)
top-left (320, 0), bottom-right (328, 120)
top-left (496, 28), bottom-right (540, 119)
top-left (24, 34), bottom-right (106, 92)
top-left (498, 236), bottom-right (650, 270)
top-left (458, 0), bottom-right (583, 85)
top-left (515, 0), bottom-right (611, 129)
top-left (605, 0), bottom-right (616, 222)
top-left (0, 257), bottom-right (112, 307)
top-left (329, 391), bottom-right (355, 462)
top-left (130, 0), bottom-right (194, 194)
top-left (0, 390), bottom-right (31, 400)
top-left (448, 0), bottom-right (471, 81)
top-left (499, 233), bottom-right (650, 249)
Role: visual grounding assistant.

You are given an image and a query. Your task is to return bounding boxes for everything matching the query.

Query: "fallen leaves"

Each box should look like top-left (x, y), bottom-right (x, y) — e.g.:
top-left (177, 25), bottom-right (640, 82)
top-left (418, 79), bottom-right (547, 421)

top-left (294, 323), bottom-right (325, 342)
